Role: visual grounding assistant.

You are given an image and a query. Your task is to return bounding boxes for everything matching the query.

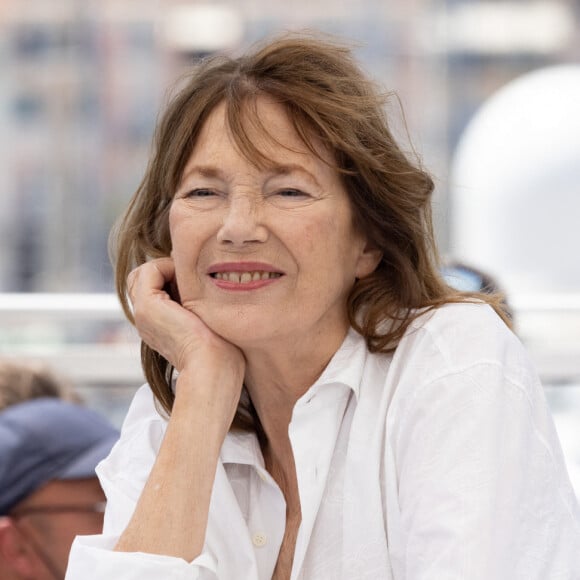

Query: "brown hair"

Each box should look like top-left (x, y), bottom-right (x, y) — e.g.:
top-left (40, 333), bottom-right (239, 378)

top-left (111, 33), bottom-right (510, 424)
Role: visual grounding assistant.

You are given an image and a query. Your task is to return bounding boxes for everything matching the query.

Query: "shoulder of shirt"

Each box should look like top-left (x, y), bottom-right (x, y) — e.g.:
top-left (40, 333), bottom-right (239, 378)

top-left (360, 302), bottom-right (540, 442)
top-left (409, 301), bottom-right (515, 348)
top-left (389, 301), bottom-right (530, 387)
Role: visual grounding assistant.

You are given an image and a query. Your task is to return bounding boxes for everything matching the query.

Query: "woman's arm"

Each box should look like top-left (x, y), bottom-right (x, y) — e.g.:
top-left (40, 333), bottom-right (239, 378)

top-left (114, 257), bottom-right (245, 561)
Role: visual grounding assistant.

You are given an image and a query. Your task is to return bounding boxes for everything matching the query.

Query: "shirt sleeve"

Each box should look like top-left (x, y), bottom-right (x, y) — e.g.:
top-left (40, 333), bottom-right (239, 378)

top-left (65, 385), bottom-right (219, 580)
top-left (389, 311), bottom-right (580, 580)
top-left (66, 534), bottom-right (218, 580)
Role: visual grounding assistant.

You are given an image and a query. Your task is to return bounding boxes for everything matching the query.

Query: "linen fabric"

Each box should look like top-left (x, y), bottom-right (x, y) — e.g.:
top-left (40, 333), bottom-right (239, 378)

top-left (66, 303), bottom-right (580, 579)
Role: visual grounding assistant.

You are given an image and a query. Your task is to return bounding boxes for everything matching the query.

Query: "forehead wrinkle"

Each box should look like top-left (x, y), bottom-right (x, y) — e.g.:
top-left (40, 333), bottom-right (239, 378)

top-left (180, 97), bottom-right (337, 189)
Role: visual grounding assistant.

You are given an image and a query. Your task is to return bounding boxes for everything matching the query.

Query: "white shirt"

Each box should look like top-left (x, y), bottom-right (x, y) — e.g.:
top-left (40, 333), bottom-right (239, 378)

top-left (66, 303), bottom-right (580, 579)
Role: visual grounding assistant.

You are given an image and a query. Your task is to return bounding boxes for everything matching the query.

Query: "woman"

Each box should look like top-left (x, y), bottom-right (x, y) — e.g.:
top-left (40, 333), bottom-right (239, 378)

top-left (66, 34), bottom-right (580, 579)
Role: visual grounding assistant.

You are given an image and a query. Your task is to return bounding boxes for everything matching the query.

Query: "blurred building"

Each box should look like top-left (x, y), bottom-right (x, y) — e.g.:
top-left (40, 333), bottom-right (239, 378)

top-left (0, 1), bottom-right (164, 292)
top-left (0, 0), bottom-right (578, 292)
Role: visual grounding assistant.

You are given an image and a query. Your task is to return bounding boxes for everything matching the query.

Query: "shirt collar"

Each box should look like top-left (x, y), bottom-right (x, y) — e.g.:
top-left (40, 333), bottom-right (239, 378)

top-left (302, 326), bottom-right (368, 401)
top-left (221, 429), bottom-right (264, 467)
top-left (220, 327), bottom-right (368, 467)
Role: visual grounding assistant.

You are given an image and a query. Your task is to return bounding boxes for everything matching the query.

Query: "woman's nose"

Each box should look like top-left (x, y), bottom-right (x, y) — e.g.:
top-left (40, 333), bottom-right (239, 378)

top-left (216, 194), bottom-right (268, 246)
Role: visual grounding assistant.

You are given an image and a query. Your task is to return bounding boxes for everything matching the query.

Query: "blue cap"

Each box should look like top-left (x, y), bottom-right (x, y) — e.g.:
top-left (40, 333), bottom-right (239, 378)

top-left (0, 398), bottom-right (119, 515)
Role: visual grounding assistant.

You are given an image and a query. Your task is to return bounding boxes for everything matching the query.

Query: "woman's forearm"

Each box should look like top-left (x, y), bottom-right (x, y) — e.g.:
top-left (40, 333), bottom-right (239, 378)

top-left (114, 371), bottom-right (235, 561)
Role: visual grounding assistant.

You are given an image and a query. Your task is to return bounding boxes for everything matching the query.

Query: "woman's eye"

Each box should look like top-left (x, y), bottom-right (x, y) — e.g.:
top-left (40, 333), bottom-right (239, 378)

top-left (185, 188), bottom-right (216, 198)
top-left (277, 188), bottom-right (309, 198)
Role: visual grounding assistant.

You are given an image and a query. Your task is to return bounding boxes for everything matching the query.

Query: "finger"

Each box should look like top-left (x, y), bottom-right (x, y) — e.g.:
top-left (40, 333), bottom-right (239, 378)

top-left (128, 258), bottom-right (175, 304)
top-left (150, 257), bottom-right (176, 286)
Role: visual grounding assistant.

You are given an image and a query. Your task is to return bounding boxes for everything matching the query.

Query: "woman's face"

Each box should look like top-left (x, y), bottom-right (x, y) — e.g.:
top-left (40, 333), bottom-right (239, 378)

top-left (169, 97), bottom-right (380, 349)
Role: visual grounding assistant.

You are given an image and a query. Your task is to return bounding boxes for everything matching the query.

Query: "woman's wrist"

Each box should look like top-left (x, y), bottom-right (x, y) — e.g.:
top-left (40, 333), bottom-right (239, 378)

top-left (172, 368), bottom-right (242, 436)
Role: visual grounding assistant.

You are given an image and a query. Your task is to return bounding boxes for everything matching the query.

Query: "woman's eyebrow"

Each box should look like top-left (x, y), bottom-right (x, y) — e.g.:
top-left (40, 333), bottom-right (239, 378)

top-left (267, 163), bottom-right (322, 188)
top-left (180, 165), bottom-right (226, 182)
top-left (180, 163), bottom-right (323, 189)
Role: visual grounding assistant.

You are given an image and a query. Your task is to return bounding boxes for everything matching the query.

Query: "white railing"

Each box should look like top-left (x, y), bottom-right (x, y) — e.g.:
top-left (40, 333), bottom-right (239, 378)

top-left (1, 292), bottom-right (579, 386)
top-left (0, 293), bottom-right (142, 386)
top-left (508, 294), bottom-right (580, 384)
top-left (0, 293), bottom-right (123, 320)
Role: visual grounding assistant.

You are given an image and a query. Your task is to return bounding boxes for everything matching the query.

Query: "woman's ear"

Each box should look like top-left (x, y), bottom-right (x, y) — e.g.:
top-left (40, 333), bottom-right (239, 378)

top-left (0, 517), bottom-right (37, 576)
top-left (355, 240), bottom-right (382, 279)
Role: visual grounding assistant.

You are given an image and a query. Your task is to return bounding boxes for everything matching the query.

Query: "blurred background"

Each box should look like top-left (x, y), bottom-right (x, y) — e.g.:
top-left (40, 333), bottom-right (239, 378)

top-left (0, 0), bottom-right (579, 494)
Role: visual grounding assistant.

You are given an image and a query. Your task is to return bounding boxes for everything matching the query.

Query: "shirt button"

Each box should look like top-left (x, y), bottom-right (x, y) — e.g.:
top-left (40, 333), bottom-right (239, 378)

top-left (252, 532), bottom-right (267, 547)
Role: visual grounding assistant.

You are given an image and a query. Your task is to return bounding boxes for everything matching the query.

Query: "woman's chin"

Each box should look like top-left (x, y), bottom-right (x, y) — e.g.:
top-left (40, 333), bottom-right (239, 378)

top-left (196, 308), bottom-right (280, 348)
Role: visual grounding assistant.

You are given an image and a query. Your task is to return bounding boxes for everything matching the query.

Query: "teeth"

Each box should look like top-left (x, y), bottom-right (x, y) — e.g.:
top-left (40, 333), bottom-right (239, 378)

top-left (213, 271), bottom-right (281, 284)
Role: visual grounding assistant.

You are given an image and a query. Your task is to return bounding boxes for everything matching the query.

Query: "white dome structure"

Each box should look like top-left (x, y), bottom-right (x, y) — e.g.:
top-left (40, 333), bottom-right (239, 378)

top-left (450, 65), bottom-right (580, 295)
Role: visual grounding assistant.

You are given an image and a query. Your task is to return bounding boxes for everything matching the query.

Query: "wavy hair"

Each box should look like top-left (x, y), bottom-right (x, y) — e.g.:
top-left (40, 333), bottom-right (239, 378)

top-left (111, 33), bottom-right (510, 426)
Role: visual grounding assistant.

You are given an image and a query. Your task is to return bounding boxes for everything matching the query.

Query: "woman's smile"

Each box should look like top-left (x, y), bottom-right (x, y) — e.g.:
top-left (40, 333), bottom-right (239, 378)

top-left (207, 261), bottom-right (285, 291)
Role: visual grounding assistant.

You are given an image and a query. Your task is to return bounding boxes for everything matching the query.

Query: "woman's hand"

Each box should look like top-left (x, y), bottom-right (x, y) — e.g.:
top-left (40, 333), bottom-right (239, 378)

top-left (127, 257), bottom-right (245, 429)
top-left (127, 257), bottom-right (240, 371)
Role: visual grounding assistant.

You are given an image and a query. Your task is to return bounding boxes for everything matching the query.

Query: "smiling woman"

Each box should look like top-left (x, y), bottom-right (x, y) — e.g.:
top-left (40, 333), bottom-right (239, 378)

top-left (169, 98), bottom-right (379, 357)
top-left (65, 33), bottom-right (580, 580)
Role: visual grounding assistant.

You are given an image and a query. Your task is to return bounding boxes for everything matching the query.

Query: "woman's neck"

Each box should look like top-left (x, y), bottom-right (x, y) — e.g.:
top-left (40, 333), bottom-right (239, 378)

top-left (242, 325), bottom-right (348, 455)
